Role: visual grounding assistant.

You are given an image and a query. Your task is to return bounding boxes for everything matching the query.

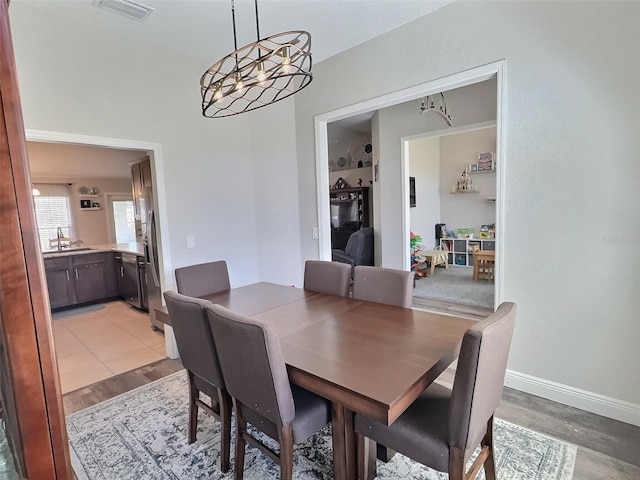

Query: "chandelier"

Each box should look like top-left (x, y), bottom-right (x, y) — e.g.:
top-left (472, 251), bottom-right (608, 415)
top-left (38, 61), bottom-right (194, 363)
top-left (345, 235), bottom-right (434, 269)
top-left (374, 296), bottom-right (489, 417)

top-left (200, 0), bottom-right (313, 118)
top-left (419, 92), bottom-right (453, 126)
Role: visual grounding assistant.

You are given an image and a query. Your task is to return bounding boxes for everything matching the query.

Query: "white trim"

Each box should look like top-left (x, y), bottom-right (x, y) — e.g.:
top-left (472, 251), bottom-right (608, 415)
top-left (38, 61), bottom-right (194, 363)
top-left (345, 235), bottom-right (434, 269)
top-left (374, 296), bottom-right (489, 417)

top-left (25, 129), bottom-right (177, 358)
top-left (505, 369), bottom-right (640, 427)
top-left (314, 61), bottom-right (505, 272)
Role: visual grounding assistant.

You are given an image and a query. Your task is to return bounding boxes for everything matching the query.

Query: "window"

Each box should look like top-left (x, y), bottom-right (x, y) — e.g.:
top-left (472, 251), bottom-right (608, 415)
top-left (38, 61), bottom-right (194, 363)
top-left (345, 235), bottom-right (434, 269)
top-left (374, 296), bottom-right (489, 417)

top-left (111, 199), bottom-right (136, 243)
top-left (33, 183), bottom-right (75, 251)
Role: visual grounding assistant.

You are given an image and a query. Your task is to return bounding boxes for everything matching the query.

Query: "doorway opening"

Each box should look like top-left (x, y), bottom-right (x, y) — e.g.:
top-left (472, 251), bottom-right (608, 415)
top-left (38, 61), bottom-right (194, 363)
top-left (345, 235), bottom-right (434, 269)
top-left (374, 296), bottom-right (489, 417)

top-left (316, 61), bottom-right (505, 310)
top-left (406, 123), bottom-right (496, 315)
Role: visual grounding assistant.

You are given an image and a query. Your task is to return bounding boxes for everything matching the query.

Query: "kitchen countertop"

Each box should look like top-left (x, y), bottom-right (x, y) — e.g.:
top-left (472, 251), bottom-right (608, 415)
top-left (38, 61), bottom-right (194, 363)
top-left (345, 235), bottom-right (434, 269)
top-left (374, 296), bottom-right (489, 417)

top-left (43, 242), bottom-right (144, 258)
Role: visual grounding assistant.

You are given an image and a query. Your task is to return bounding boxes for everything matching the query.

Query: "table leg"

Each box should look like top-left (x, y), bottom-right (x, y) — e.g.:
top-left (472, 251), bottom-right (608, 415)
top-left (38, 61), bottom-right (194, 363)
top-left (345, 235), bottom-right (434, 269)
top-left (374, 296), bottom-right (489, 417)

top-left (331, 403), bottom-right (358, 479)
top-left (332, 402), bottom-right (348, 479)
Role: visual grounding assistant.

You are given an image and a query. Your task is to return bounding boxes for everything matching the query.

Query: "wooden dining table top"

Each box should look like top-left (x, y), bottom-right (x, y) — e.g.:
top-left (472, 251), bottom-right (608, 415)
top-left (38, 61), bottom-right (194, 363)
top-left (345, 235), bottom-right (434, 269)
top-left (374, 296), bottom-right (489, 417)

top-left (199, 282), bottom-right (475, 425)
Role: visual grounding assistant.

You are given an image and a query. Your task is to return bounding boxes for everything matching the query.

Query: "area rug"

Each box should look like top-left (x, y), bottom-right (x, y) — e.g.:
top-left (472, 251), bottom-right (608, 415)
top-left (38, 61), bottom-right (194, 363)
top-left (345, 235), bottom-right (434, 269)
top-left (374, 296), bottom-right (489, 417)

top-left (413, 265), bottom-right (494, 310)
top-left (67, 371), bottom-right (576, 480)
top-left (52, 303), bottom-right (105, 320)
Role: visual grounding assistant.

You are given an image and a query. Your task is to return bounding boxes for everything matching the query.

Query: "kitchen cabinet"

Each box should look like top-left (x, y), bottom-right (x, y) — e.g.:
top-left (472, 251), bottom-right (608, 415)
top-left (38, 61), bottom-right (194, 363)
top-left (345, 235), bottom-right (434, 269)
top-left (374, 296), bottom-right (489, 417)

top-left (44, 252), bottom-right (117, 310)
top-left (44, 257), bottom-right (74, 309)
top-left (73, 253), bottom-right (117, 304)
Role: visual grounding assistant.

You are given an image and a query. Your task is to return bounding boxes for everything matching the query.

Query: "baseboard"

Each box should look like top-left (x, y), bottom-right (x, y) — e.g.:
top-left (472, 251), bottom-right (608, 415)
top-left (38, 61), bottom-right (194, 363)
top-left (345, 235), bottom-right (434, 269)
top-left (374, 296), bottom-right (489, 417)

top-left (505, 369), bottom-right (640, 427)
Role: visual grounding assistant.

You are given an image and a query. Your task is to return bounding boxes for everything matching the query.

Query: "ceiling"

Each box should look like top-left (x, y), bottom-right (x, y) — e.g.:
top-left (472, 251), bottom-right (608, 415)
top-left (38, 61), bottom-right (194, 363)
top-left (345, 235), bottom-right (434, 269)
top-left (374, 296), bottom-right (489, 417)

top-left (13, 0), bottom-right (453, 66)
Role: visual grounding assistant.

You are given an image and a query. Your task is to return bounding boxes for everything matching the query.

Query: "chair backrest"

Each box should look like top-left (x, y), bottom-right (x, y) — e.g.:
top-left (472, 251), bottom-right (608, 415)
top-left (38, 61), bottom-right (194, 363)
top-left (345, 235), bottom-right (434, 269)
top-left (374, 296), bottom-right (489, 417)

top-left (448, 302), bottom-right (517, 454)
top-left (303, 260), bottom-right (351, 297)
top-left (344, 227), bottom-right (374, 266)
top-left (175, 260), bottom-right (230, 298)
top-left (163, 290), bottom-right (225, 389)
top-left (352, 265), bottom-right (414, 308)
top-left (206, 304), bottom-right (295, 427)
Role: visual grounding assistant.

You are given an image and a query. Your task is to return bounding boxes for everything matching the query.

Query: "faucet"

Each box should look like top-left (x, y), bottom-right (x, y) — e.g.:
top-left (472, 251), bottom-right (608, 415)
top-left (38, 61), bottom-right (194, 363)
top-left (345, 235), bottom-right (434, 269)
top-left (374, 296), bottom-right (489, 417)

top-left (56, 227), bottom-right (64, 251)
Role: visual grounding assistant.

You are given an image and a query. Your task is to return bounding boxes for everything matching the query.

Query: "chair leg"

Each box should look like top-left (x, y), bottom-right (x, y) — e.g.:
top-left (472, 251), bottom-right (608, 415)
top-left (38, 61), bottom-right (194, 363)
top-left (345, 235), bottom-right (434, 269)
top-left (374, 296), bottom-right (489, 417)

top-left (187, 372), bottom-right (198, 444)
top-left (448, 446), bottom-right (465, 480)
top-left (482, 417), bottom-right (497, 480)
top-left (279, 424), bottom-right (294, 480)
top-left (218, 389), bottom-right (232, 473)
top-left (234, 402), bottom-right (247, 480)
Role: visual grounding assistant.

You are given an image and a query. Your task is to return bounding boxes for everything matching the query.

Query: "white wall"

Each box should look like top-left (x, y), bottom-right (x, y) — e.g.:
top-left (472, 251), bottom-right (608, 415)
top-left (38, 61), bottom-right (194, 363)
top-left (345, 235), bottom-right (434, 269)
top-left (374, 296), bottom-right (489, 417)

top-left (294, 1), bottom-right (640, 422)
top-left (440, 128), bottom-right (497, 236)
top-left (10, 2), bottom-right (302, 289)
top-left (409, 136), bottom-right (441, 248)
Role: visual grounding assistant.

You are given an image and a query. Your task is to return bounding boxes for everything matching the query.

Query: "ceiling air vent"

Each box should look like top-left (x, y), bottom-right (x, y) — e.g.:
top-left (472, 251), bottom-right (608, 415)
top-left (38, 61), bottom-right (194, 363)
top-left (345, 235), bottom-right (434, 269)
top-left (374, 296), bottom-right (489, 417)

top-left (93, 0), bottom-right (154, 22)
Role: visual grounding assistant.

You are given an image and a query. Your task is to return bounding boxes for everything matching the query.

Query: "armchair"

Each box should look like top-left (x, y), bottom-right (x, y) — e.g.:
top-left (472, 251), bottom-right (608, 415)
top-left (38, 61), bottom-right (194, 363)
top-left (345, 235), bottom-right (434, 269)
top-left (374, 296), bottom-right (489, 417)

top-left (332, 227), bottom-right (374, 276)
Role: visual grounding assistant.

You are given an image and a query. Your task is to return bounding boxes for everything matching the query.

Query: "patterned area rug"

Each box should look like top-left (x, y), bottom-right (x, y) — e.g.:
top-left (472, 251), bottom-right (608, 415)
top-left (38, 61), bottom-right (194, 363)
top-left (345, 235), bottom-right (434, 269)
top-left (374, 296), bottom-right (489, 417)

top-left (67, 371), bottom-right (576, 480)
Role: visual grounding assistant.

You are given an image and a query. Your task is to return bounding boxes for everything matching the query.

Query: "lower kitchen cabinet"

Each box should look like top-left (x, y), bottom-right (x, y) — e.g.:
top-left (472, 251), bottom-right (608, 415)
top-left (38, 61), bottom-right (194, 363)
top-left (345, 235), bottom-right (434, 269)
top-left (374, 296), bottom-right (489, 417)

top-left (44, 257), bottom-right (74, 309)
top-left (44, 252), bottom-right (118, 310)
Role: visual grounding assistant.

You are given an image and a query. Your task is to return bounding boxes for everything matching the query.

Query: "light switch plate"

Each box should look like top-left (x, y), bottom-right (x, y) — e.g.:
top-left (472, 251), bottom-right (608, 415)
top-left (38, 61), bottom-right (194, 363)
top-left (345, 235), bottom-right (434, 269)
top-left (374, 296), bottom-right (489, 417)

top-left (312, 227), bottom-right (319, 239)
top-left (186, 235), bottom-right (195, 248)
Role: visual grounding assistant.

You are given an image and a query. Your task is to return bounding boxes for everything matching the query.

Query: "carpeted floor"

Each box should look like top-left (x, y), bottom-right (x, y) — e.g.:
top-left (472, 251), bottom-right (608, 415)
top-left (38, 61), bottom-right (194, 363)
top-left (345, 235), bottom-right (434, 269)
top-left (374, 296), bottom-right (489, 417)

top-left (67, 371), bottom-right (576, 480)
top-left (413, 265), bottom-right (494, 310)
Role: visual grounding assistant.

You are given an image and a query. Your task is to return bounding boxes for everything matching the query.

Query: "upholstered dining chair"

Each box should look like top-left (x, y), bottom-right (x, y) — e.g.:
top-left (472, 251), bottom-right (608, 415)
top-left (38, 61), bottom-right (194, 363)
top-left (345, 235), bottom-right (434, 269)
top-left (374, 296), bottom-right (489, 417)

top-left (174, 260), bottom-right (230, 298)
top-left (303, 260), bottom-right (351, 297)
top-left (163, 291), bottom-right (232, 473)
top-left (354, 302), bottom-right (517, 480)
top-left (206, 304), bottom-right (332, 480)
top-left (352, 265), bottom-right (414, 308)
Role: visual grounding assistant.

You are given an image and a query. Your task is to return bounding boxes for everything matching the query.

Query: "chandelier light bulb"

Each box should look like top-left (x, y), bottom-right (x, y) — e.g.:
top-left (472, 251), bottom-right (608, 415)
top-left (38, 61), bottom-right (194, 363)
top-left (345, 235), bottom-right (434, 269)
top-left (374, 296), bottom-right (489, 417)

top-left (257, 62), bottom-right (267, 83)
top-left (235, 73), bottom-right (244, 92)
top-left (281, 46), bottom-right (291, 73)
top-left (213, 84), bottom-right (223, 102)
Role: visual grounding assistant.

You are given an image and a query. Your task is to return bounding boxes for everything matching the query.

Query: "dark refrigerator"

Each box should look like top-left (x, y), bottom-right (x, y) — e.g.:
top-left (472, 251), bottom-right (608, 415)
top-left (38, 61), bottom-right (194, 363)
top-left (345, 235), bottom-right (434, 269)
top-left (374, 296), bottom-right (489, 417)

top-left (139, 186), bottom-right (163, 331)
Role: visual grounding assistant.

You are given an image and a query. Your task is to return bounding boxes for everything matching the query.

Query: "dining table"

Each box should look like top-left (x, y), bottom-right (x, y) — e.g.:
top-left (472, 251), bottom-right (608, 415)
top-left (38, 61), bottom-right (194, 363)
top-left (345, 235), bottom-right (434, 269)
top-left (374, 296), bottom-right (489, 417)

top-left (155, 282), bottom-right (475, 480)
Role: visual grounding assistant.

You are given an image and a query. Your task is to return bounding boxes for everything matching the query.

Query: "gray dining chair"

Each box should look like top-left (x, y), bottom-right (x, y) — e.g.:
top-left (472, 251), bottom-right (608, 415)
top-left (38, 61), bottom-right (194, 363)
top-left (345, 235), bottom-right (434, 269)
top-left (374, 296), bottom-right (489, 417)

top-left (163, 291), bottom-right (232, 473)
top-left (352, 265), bottom-right (413, 308)
top-left (206, 304), bottom-right (331, 480)
top-left (354, 302), bottom-right (517, 480)
top-left (303, 260), bottom-right (351, 297)
top-left (174, 260), bottom-right (230, 298)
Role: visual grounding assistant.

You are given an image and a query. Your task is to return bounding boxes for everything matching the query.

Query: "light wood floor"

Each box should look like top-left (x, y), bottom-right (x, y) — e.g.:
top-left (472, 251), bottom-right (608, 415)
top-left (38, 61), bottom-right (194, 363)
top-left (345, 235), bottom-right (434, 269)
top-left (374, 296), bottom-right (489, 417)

top-left (62, 297), bottom-right (640, 479)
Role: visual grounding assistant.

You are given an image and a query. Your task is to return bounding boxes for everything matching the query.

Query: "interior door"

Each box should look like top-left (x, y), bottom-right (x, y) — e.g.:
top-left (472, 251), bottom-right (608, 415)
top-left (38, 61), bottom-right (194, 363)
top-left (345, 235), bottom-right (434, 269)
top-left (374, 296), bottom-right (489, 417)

top-left (0, 2), bottom-right (73, 478)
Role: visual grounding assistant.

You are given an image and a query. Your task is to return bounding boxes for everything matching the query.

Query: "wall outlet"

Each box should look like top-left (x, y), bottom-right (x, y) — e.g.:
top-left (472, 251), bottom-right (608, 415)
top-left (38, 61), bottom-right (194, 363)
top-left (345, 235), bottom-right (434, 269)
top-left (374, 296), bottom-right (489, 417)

top-left (186, 235), bottom-right (195, 248)
top-left (312, 227), bottom-right (319, 239)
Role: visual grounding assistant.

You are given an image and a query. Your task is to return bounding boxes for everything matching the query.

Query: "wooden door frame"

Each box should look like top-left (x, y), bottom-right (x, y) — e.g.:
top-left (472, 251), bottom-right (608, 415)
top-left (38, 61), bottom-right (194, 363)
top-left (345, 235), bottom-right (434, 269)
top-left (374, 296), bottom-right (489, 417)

top-left (0, 1), bottom-right (72, 478)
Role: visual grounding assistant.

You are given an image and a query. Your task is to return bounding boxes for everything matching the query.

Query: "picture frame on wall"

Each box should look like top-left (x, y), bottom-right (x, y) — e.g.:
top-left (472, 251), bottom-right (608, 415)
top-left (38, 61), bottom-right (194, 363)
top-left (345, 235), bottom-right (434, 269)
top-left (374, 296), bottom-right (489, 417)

top-left (80, 199), bottom-right (92, 209)
top-left (409, 177), bottom-right (416, 207)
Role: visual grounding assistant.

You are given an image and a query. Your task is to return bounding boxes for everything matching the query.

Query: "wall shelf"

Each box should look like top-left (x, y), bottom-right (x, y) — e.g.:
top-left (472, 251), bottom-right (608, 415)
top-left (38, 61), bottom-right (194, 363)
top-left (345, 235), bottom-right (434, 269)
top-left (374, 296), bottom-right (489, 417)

top-left (79, 194), bottom-right (99, 198)
top-left (80, 207), bottom-right (101, 211)
top-left (450, 190), bottom-right (479, 194)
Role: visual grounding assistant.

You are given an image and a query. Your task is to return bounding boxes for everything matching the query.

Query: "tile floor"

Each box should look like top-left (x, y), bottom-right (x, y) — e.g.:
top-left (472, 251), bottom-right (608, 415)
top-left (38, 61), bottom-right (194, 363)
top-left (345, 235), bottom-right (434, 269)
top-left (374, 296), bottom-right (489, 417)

top-left (52, 300), bottom-right (166, 394)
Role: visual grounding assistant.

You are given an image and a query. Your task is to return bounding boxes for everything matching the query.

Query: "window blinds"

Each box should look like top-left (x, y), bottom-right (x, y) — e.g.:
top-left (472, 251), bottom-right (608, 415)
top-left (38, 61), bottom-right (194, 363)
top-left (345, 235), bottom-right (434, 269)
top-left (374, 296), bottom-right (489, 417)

top-left (33, 183), bottom-right (76, 250)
